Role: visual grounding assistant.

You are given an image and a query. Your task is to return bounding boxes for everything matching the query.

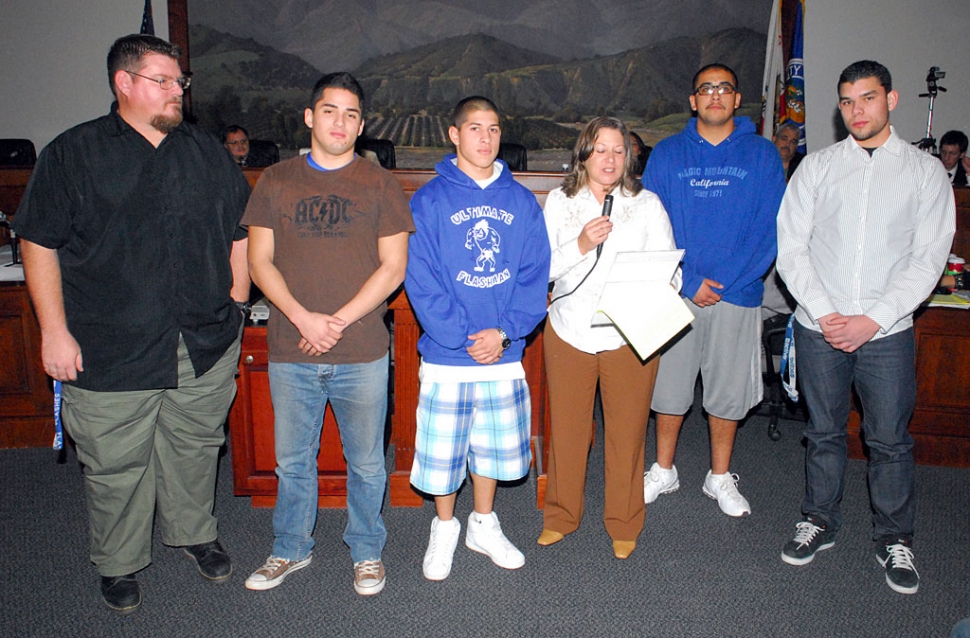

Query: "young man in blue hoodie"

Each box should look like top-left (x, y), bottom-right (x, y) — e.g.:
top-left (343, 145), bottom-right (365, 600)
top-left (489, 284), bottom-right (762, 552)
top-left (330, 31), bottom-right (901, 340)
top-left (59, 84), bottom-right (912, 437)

top-left (641, 64), bottom-right (786, 517)
top-left (405, 96), bottom-right (551, 581)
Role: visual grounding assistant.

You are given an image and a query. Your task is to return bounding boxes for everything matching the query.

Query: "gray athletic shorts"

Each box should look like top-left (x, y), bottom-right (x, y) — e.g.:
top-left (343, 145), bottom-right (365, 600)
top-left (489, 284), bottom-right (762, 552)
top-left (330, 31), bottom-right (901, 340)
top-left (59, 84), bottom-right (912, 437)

top-left (651, 300), bottom-right (763, 420)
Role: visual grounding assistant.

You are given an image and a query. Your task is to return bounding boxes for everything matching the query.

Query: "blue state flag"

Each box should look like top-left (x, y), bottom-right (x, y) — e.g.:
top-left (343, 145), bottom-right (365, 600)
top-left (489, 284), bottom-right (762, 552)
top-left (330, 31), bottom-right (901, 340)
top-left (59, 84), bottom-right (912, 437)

top-left (783, 0), bottom-right (806, 152)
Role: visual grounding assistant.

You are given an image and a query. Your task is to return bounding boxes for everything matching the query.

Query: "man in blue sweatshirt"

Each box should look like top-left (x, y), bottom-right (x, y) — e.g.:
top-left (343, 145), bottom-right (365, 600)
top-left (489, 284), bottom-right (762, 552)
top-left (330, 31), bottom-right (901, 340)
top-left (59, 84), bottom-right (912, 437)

top-left (641, 63), bottom-right (786, 517)
top-left (405, 96), bottom-right (551, 581)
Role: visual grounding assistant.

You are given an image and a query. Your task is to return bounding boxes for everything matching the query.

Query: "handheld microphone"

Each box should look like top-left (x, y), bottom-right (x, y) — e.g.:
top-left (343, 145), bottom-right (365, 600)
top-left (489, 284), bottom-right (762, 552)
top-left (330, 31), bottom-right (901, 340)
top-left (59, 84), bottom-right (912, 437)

top-left (596, 194), bottom-right (613, 258)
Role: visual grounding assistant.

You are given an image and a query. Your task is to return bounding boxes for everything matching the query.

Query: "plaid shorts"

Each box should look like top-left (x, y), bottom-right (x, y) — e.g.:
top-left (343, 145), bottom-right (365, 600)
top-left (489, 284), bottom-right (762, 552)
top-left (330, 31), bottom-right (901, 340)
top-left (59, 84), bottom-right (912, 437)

top-left (410, 379), bottom-right (532, 496)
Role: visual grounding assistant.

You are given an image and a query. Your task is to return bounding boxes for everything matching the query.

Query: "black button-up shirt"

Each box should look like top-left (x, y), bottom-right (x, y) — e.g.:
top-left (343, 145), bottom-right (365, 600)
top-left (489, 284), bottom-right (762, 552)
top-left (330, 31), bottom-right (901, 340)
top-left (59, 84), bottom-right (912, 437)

top-left (13, 107), bottom-right (250, 391)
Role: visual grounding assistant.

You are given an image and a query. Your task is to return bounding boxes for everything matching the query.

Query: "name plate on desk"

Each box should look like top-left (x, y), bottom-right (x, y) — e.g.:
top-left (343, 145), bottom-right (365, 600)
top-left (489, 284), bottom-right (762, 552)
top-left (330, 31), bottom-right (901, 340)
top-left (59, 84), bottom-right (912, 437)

top-left (0, 245), bottom-right (24, 282)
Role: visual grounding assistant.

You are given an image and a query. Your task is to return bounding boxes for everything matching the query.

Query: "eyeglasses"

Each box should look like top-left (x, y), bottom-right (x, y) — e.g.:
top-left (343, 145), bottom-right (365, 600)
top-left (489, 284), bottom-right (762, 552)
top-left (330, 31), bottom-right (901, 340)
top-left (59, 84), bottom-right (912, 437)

top-left (694, 82), bottom-right (736, 96)
top-left (225, 140), bottom-right (249, 146)
top-left (125, 70), bottom-right (191, 91)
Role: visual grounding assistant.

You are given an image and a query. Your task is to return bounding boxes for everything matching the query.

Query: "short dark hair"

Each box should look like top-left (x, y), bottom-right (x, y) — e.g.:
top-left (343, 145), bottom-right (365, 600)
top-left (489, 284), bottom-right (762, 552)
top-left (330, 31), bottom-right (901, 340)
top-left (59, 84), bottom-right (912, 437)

top-left (451, 96), bottom-right (501, 129)
top-left (221, 124), bottom-right (249, 143)
top-left (107, 34), bottom-right (181, 95)
top-left (940, 130), bottom-right (969, 154)
top-left (562, 116), bottom-right (642, 199)
top-left (692, 63), bottom-right (738, 91)
top-left (838, 60), bottom-right (892, 93)
top-left (309, 72), bottom-right (365, 112)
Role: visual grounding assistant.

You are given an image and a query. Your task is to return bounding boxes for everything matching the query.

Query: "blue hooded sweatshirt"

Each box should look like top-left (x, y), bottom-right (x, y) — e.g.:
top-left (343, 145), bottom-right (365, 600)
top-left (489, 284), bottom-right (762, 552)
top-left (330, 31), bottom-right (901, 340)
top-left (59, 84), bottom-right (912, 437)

top-left (642, 117), bottom-right (785, 307)
top-left (405, 156), bottom-right (551, 366)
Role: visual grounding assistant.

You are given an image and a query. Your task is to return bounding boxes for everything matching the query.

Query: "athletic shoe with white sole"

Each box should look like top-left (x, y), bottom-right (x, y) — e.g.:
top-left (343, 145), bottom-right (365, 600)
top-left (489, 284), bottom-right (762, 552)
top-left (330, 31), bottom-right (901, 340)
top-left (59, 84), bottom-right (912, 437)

top-left (465, 511), bottom-right (524, 570)
top-left (245, 555), bottom-right (312, 591)
top-left (781, 517), bottom-right (836, 566)
top-left (702, 471), bottom-right (751, 517)
top-left (876, 538), bottom-right (919, 594)
top-left (423, 516), bottom-right (461, 581)
top-left (643, 462), bottom-right (680, 504)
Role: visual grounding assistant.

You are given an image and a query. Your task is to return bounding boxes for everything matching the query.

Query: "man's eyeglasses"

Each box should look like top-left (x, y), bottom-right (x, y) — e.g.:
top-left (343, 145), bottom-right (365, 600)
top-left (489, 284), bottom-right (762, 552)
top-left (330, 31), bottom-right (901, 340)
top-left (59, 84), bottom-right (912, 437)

top-left (225, 140), bottom-right (249, 146)
top-left (126, 70), bottom-right (191, 91)
top-left (694, 82), bottom-right (736, 96)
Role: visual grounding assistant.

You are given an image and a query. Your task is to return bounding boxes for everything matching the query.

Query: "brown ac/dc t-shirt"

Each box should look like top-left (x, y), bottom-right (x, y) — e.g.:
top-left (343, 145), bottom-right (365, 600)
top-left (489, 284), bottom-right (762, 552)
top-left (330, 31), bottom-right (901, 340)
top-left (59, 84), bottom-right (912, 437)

top-left (242, 155), bottom-right (414, 364)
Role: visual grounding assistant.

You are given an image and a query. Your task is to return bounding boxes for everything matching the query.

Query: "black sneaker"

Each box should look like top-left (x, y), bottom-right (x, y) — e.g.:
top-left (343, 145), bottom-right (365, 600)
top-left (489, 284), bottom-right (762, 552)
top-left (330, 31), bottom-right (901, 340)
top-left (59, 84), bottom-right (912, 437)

top-left (876, 538), bottom-right (919, 594)
top-left (101, 573), bottom-right (141, 613)
top-left (184, 539), bottom-right (232, 581)
top-left (781, 516), bottom-right (836, 565)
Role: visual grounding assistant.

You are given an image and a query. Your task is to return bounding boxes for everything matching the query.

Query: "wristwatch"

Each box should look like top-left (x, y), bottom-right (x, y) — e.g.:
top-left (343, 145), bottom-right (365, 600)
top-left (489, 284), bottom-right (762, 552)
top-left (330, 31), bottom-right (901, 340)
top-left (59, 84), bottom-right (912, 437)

top-left (497, 327), bottom-right (511, 351)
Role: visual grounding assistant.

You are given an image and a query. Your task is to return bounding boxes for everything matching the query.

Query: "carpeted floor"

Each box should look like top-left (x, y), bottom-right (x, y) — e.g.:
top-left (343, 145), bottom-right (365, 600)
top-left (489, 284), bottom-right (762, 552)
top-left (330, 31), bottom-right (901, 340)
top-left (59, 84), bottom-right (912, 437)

top-left (1, 406), bottom-right (967, 637)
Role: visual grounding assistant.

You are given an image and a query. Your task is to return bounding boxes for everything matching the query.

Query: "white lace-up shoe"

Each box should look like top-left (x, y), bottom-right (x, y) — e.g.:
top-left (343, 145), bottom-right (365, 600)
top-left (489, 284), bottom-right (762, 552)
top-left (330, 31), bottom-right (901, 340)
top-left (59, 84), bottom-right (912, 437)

top-left (422, 517), bottom-right (461, 581)
top-left (465, 511), bottom-right (525, 570)
top-left (702, 470), bottom-right (751, 517)
top-left (643, 462), bottom-right (680, 504)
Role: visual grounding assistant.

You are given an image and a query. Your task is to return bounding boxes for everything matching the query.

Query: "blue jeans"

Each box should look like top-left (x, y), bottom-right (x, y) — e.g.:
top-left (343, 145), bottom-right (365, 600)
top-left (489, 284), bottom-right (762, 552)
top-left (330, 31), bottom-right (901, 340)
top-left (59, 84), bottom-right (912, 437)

top-left (795, 322), bottom-right (916, 540)
top-left (268, 355), bottom-right (389, 563)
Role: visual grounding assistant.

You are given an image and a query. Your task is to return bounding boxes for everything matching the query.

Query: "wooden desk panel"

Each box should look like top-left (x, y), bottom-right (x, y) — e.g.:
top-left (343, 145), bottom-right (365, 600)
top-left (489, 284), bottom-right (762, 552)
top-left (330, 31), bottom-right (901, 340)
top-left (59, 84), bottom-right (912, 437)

top-left (0, 285), bottom-right (55, 448)
top-left (847, 307), bottom-right (970, 467)
top-left (952, 187), bottom-right (969, 260)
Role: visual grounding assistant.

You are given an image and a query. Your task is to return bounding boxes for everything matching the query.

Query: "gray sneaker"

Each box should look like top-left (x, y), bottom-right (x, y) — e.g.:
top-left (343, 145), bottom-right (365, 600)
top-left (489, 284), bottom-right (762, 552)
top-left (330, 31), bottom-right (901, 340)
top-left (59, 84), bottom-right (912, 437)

top-left (643, 462), bottom-right (679, 504)
top-left (876, 539), bottom-right (919, 594)
top-left (781, 517), bottom-right (836, 566)
top-left (244, 555), bottom-right (312, 591)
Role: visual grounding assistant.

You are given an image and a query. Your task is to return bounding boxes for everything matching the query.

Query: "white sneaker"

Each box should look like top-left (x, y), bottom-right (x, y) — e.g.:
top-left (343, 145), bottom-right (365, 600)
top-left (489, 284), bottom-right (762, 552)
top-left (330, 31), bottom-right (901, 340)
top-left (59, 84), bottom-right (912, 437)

top-left (643, 462), bottom-right (680, 504)
top-left (702, 471), bottom-right (751, 517)
top-left (244, 555), bottom-right (312, 591)
top-left (464, 511), bottom-right (525, 570)
top-left (422, 517), bottom-right (461, 581)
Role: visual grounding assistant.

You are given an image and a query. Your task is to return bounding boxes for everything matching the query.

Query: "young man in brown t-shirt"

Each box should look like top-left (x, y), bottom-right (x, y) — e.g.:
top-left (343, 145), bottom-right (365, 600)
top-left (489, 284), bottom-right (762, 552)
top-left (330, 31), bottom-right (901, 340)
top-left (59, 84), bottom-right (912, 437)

top-left (242, 72), bottom-right (413, 596)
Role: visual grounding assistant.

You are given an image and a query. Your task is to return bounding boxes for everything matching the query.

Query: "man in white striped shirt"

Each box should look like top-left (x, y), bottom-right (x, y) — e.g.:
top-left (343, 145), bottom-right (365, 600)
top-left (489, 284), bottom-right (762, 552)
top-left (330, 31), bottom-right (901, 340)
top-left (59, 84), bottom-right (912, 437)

top-left (776, 60), bottom-right (955, 595)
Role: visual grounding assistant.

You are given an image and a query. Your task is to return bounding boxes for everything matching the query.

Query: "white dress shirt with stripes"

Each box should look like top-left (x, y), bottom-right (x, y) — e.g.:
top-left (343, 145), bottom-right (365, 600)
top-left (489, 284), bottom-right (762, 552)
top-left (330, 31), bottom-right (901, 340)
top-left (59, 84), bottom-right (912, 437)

top-left (777, 126), bottom-right (955, 339)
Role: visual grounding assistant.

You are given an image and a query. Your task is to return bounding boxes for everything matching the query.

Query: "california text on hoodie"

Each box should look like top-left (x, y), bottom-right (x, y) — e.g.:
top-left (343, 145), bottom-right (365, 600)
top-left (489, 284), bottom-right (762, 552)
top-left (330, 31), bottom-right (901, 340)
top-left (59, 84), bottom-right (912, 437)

top-left (642, 116), bottom-right (786, 307)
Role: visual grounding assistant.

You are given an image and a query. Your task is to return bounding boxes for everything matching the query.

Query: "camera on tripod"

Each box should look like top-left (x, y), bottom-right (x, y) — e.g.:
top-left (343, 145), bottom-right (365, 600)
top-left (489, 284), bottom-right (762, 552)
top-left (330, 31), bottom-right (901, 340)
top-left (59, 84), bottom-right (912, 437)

top-left (915, 66), bottom-right (947, 153)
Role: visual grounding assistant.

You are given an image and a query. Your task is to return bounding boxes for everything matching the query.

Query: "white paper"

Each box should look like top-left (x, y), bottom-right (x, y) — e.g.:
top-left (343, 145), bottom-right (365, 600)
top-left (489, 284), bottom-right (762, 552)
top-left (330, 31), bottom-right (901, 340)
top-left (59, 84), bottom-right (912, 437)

top-left (593, 250), bottom-right (693, 360)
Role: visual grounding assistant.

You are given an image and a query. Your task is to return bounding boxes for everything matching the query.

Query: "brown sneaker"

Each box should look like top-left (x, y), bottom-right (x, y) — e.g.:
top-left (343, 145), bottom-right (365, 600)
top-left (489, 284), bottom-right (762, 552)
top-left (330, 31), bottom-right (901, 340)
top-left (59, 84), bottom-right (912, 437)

top-left (353, 559), bottom-right (386, 596)
top-left (244, 555), bottom-right (312, 591)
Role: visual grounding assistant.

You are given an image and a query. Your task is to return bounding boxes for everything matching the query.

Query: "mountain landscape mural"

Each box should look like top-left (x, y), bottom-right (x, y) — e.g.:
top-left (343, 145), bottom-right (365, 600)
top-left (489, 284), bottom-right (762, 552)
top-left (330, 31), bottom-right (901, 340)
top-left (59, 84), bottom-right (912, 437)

top-left (186, 0), bottom-right (772, 166)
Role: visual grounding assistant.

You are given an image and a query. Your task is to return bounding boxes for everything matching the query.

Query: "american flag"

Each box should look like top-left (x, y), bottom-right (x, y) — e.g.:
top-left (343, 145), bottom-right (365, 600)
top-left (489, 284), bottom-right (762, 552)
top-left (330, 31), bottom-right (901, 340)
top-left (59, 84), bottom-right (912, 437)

top-left (140, 0), bottom-right (155, 35)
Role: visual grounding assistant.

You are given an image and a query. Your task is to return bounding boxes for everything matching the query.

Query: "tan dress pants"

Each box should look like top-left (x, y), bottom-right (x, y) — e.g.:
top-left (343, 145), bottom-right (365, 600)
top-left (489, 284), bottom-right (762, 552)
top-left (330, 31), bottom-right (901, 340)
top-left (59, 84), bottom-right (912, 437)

top-left (542, 322), bottom-right (660, 542)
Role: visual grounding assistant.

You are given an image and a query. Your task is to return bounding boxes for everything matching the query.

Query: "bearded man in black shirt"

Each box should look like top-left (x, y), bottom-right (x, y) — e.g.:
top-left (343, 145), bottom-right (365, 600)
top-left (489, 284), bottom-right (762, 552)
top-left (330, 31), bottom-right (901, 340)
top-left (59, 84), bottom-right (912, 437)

top-left (13, 34), bottom-right (250, 614)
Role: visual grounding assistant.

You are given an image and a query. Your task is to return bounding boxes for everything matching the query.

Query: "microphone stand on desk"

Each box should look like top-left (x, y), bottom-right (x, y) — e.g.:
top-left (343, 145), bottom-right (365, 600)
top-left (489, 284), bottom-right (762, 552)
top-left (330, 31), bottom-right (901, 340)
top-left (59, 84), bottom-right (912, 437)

top-left (0, 211), bottom-right (21, 267)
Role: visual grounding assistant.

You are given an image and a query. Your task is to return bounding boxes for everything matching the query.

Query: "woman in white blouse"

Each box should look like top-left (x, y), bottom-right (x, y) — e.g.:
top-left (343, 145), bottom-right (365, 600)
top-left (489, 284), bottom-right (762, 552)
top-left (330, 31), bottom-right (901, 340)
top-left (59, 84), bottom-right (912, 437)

top-left (538, 117), bottom-right (680, 559)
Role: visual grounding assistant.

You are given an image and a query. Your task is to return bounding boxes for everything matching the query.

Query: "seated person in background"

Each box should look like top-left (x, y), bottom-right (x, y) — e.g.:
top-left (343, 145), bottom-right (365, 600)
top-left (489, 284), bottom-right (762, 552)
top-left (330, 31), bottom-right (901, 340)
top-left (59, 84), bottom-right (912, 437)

top-left (762, 266), bottom-right (796, 321)
top-left (935, 272), bottom-right (967, 294)
top-left (629, 131), bottom-right (651, 175)
top-left (939, 130), bottom-right (968, 186)
top-left (222, 125), bottom-right (251, 166)
top-left (773, 120), bottom-right (804, 182)
top-left (763, 120), bottom-right (801, 325)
